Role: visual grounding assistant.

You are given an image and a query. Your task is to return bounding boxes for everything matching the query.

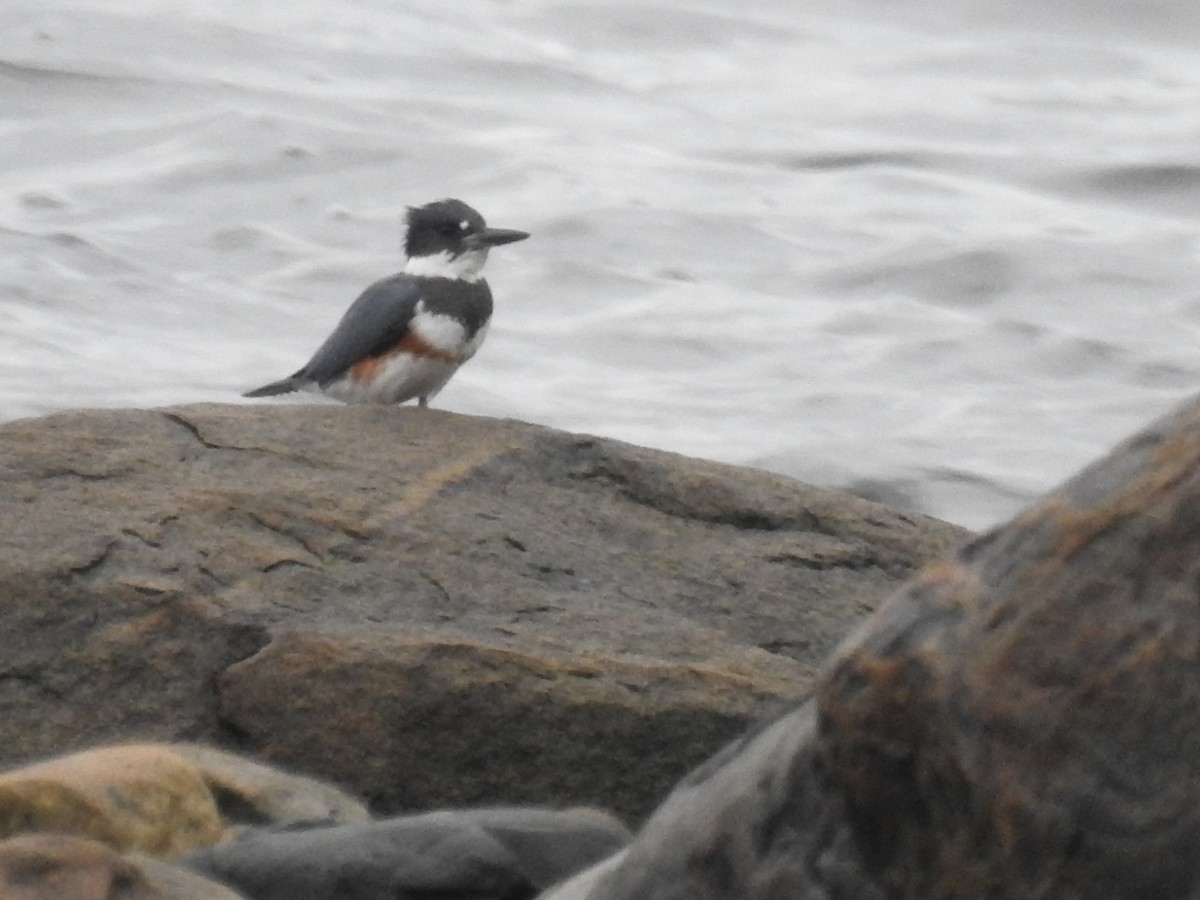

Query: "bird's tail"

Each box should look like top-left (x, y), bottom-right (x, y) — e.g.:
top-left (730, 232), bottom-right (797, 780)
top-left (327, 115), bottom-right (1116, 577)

top-left (243, 377), bottom-right (302, 398)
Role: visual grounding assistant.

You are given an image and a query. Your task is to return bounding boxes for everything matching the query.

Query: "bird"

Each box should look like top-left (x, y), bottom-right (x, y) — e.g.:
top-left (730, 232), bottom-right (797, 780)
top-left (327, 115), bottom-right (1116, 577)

top-left (243, 198), bottom-right (529, 407)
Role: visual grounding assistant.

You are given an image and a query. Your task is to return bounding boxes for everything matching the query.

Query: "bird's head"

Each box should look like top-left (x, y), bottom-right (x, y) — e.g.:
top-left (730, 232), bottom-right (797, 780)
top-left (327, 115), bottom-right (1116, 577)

top-left (402, 198), bottom-right (529, 281)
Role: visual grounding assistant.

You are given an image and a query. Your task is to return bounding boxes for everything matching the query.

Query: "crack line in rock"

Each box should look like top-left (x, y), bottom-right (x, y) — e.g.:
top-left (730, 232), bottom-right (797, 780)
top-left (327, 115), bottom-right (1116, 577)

top-left (262, 559), bottom-right (317, 574)
top-left (162, 412), bottom-right (345, 469)
top-left (244, 510), bottom-right (323, 560)
top-left (198, 565), bottom-right (232, 588)
top-left (422, 571), bottom-right (452, 606)
top-left (68, 539), bottom-right (117, 577)
top-left (0, 670), bottom-right (64, 701)
top-left (44, 468), bottom-right (118, 481)
top-left (162, 411), bottom-right (227, 450)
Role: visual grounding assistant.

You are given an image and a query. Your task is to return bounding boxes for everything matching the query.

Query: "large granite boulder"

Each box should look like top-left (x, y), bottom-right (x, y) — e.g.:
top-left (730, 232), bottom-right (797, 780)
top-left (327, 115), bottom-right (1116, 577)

top-left (549, 393), bottom-right (1200, 897)
top-left (0, 405), bottom-right (963, 821)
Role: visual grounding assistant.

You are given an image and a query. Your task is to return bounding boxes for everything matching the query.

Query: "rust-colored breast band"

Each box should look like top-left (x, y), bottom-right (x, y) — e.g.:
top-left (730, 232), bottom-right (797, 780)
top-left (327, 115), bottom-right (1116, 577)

top-left (349, 332), bottom-right (463, 383)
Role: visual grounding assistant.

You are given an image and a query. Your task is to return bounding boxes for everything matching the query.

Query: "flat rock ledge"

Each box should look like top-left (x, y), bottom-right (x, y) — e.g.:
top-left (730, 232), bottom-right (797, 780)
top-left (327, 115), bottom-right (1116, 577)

top-left (0, 404), bottom-right (964, 823)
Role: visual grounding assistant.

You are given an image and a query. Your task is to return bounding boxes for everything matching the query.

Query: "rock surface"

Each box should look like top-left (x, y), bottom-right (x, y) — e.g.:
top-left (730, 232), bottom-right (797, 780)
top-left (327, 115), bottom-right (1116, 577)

top-left (0, 404), bottom-right (964, 820)
top-left (0, 833), bottom-right (244, 900)
top-left (182, 806), bottom-right (630, 900)
top-left (171, 743), bottom-right (370, 829)
top-left (0, 745), bottom-right (225, 856)
top-left (0, 744), bottom-right (369, 856)
top-left (553, 392), bottom-right (1200, 897)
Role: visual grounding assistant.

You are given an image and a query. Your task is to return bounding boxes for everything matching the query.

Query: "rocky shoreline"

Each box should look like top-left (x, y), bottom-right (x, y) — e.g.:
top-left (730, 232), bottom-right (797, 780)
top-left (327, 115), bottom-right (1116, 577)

top-left (0, 404), bottom-right (964, 897)
top-left (0, 404), bottom-right (962, 825)
top-left (15, 398), bottom-right (1200, 897)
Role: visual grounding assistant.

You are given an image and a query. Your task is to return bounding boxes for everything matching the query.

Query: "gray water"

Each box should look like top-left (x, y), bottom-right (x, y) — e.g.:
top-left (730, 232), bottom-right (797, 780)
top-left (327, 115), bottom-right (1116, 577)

top-left (4, 0), bottom-right (1200, 529)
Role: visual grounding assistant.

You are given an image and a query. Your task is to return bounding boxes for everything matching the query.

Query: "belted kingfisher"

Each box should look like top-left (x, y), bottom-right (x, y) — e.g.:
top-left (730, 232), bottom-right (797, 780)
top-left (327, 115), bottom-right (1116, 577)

top-left (243, 198), bottom-right (529, 407)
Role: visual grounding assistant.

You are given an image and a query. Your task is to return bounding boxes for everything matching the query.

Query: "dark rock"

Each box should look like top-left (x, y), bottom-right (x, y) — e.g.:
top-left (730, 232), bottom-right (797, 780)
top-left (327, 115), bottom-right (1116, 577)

top-left (132, 853), bottom-right (250, 900)
top-left (181, 806), bottom-right (630, 900)
top-left (0, 405), bottom-right (963, 821)
top-left (0, 833), bottom-right (243, 899)
top-left (553, 392), bottom-right (1200, 898)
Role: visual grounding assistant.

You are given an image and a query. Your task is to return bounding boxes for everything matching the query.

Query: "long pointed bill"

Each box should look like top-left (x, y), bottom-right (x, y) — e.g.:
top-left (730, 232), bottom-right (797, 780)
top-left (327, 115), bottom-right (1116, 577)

top-left (472, 227), bottom-right (530, 248)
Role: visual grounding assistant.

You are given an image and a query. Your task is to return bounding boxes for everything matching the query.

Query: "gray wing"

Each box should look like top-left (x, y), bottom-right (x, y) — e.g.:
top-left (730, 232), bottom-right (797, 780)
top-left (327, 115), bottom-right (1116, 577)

top-left (294, 274), bottom-right (422, 385)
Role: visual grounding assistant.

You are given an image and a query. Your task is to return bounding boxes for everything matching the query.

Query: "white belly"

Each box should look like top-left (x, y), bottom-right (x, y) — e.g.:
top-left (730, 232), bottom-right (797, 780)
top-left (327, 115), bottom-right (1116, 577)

top-left (317, 353), bottom-right (461, 405)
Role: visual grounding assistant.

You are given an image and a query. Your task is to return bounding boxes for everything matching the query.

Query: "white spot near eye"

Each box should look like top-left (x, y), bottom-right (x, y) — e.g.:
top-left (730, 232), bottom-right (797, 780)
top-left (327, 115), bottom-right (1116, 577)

top-left (459, 220), bottom-right (470, 230)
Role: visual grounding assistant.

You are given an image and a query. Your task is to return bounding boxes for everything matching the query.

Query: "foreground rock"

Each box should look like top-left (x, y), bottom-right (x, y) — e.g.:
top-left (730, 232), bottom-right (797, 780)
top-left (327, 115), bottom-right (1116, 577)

top-left (550, 393), bottom-right (1200, 897)
top-left (0, 833), bottom-right (243, 900)
top-left (182, 806), bottom-right (630, 900)
top-left (0, 405), bottom-right (963, 820)
top-left (0, 745), bottom-right (224, 856)
top-left (170, 743), bottom-right (370, 829)
top-left (0, 744), bottom-right (368, 855)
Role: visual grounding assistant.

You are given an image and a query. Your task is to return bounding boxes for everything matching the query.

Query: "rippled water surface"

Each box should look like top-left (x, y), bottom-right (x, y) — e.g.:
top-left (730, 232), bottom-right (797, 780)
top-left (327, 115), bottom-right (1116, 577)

top-left (4, 0), bottom-right (1200, 528)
